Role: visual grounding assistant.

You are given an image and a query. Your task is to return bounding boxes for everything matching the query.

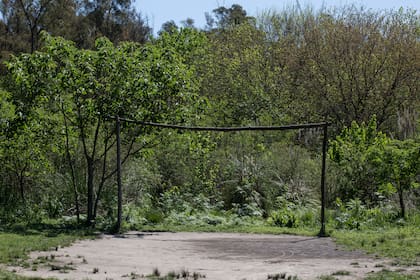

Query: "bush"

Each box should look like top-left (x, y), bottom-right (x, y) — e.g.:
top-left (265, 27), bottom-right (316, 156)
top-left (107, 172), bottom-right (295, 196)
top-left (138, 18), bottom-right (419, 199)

top-left (267, 196), bottom-right (319, 228)
top-left (331, 198), bottom-right (400, 230)
top-left (268, 208), bottom-right (300, 228)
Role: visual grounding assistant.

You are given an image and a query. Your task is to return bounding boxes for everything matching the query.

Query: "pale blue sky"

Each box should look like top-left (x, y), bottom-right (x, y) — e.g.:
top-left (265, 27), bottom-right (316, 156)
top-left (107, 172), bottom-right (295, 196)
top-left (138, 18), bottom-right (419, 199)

top-left (134, 0), bottom-right (420, 33)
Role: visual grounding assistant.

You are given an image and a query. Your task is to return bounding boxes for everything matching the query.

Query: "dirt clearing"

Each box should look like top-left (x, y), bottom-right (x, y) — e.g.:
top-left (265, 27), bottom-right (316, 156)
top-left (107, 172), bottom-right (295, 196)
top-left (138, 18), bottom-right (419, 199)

top-left (11, 232), bottom-right (409, 279)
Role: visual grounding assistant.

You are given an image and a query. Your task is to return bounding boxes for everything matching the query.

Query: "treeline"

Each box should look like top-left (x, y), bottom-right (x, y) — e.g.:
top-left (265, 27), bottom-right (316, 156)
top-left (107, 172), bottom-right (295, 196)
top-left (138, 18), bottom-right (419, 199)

top-left (0, 3), bottom-right (419, 228)
top-left (0, 0), bottom-right (150, 57)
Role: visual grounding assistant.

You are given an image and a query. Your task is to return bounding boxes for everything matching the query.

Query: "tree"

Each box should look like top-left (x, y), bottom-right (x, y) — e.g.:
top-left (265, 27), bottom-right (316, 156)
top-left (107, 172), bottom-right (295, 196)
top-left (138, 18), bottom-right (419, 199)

top-left (205, 4), bottom-right (254, 30)
top-left (200, 22), bottom-right (290, 126)
top-left (0, 87), bottom-right (59, 217)
top-left (330, 115), bottom-right (420, 216)
top-left (0, 0), bottom-right (151, 55)
top-left (371, 139), bottom-right (420, 218)
top-left (16, 0), bottom-right (54, 53)
top-left (7, 30), bottom-right (201, 224)
top-left (159, 20), bottom-right (178, 35)
top-left (329, 117), bottom-right (389, 205)
top-left (0, 0), bottom-right (77, 53)
top-left (298, 7), bottom-right (420, 131)
top-left (76, 0), bottom-right (151, 47)
top-left (181, 18), bottom-right (195, 28)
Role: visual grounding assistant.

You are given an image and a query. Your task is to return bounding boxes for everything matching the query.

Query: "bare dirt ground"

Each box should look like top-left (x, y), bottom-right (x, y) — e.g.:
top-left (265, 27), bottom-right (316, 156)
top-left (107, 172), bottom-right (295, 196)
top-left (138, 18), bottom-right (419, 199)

top-left (10, 232), bottom-right (413, 280)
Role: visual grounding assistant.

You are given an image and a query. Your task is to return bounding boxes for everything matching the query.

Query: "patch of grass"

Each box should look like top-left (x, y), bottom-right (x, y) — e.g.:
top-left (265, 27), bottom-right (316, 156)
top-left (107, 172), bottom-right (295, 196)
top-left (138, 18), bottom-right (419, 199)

top-left (0, 233), bottom-right (82, 265)
top-left (0, 221), bottom-right (95, 279)
top-left (268, 273), bottom-right (287, 280)
top-left (122, 271), bottom-right (143, 279)
top-left (0, 269), bottom-right (55, 279)
top-left (317, 276), bottom-right (337, 280)
top-left (50, 264), bottom-right (74, 273)
top-left (332, 226), bottom-right (420, 265)
top-left (145, 269), bottom-right (205, 280)
top-left (365, 270), bottom-right (420, 280)
top-left (267, 273), bottom-right (300, 280)
top-left (0, 220), bottom-right (95, 266)
top-left (152, 268), bottom-right (160, 277)
top-left (332, 270), bottom-right (350, 276)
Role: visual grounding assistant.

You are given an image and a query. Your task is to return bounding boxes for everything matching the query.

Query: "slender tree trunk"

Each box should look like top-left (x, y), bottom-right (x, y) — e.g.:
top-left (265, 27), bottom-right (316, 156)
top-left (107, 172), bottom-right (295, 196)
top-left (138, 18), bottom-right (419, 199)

top-left (62, 106), bottom-right (80, 223)
top-left (398, 186), bottom-right (405, 219)
top-left (14, 164), bottom-right (27, 204)
top-left (30, 28), bottom-right (35, 53)
top-left (86, 157), bottom-right (95, 225)
top-left (79, 116), bottom-right (100, 226)
top-left (93, 135), bottom-right (110, 220)
top-left (19, 170), bottom-right (25, 204)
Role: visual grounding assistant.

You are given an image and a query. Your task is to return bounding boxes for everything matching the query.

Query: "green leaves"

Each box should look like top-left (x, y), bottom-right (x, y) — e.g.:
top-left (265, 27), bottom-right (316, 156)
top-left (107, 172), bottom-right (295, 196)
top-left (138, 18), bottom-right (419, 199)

top-left (329, 116), bottom-right (420, 216)
top-left (4, 31), bottom-right (204, 222)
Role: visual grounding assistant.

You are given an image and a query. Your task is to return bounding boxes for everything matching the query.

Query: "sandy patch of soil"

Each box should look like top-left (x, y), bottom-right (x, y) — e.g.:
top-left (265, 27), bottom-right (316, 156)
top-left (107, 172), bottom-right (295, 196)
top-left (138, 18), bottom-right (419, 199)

top-left (10, 232), bottom-right (412, 280)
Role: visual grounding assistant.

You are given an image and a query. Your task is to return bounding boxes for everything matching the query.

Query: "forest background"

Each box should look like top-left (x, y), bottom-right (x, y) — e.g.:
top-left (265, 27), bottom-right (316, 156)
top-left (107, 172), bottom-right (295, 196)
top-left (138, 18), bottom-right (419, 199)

top-left (0, 0), bottom-right (419, 234)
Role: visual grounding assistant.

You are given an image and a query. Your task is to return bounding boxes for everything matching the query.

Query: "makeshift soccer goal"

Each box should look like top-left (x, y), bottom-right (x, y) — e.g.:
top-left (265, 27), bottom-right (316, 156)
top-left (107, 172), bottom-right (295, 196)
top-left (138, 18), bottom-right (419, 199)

top-left (113, 116), bottom-right (330, 236)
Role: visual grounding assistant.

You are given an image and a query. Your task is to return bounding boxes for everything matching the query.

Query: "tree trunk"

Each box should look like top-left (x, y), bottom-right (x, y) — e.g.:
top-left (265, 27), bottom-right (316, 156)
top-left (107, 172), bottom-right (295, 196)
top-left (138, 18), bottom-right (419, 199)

top-left (30, 28), bottom-right (35, 53)
top-left (398, 187), bottom-right (405, 219)
top-left (62, 106), bottom-right (80, 223)
top-left (86, 157), bottom-right (95, 225)
top-left (19, 170), bottom-right (25, 204)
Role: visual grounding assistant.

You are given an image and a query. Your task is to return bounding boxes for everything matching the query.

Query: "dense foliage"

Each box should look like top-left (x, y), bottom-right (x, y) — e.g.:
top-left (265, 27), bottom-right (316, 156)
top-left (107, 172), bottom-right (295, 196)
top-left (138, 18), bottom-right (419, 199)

top-left (0, 3), bottom-right (419, 234)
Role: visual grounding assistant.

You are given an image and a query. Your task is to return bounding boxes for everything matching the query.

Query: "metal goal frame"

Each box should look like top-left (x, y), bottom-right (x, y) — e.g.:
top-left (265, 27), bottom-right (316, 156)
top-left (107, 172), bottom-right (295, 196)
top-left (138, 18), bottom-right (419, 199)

top-left (114, 116), bottom-right (330, 236)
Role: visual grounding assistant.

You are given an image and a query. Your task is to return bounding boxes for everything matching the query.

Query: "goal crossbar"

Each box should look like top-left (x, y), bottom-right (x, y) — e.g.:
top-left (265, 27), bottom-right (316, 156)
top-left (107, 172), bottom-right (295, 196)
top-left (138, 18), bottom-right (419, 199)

top-left (117, 117), bottom-right (328, 132)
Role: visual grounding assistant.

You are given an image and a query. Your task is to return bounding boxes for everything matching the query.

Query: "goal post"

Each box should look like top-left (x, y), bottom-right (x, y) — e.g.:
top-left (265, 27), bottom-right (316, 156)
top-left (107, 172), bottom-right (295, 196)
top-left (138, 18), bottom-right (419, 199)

top-left (114, 116), bottom-right (330, 236)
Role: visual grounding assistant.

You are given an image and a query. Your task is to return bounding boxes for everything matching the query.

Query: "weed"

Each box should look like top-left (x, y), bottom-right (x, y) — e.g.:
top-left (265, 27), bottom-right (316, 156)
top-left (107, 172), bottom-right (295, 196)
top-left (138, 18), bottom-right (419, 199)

top-left (35, 256), bottom-right (48, 264)
top-left (267, 273), bottom-right (286, 279)
top-left (166, 271), bottom-right (177, 278)
top-left (331, 270), bottom-right (350, 276)
top-left (122, 272), bottom-right (143, 279)
top-left (192, 272), bottom-right (204, 280)
top-left (181, 268), bottom-right (189, 277)
top-left (267, 273), bottom-right (299, 280)
top-left (145, 269), bottom-right (205, 279)
top-left (50, 264), bottom-right (74, 273)
top-left (152, 268), bottom-right (160, 277)
top-left (317, 276), bottom-right (337, 280)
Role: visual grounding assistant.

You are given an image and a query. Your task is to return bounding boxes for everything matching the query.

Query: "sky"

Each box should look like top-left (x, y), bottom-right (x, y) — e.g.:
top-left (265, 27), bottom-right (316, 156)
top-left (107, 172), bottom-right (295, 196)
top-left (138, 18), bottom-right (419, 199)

top-left (134, 0), bottom-right (420, 33)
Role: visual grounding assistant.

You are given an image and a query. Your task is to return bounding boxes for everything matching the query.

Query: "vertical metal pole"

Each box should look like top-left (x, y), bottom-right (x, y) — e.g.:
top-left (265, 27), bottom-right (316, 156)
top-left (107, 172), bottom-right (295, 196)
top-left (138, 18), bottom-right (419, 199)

top-left (116, 116), bottom-right (122, 233)
top-left (319, 123), bottom-right (328, 237)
